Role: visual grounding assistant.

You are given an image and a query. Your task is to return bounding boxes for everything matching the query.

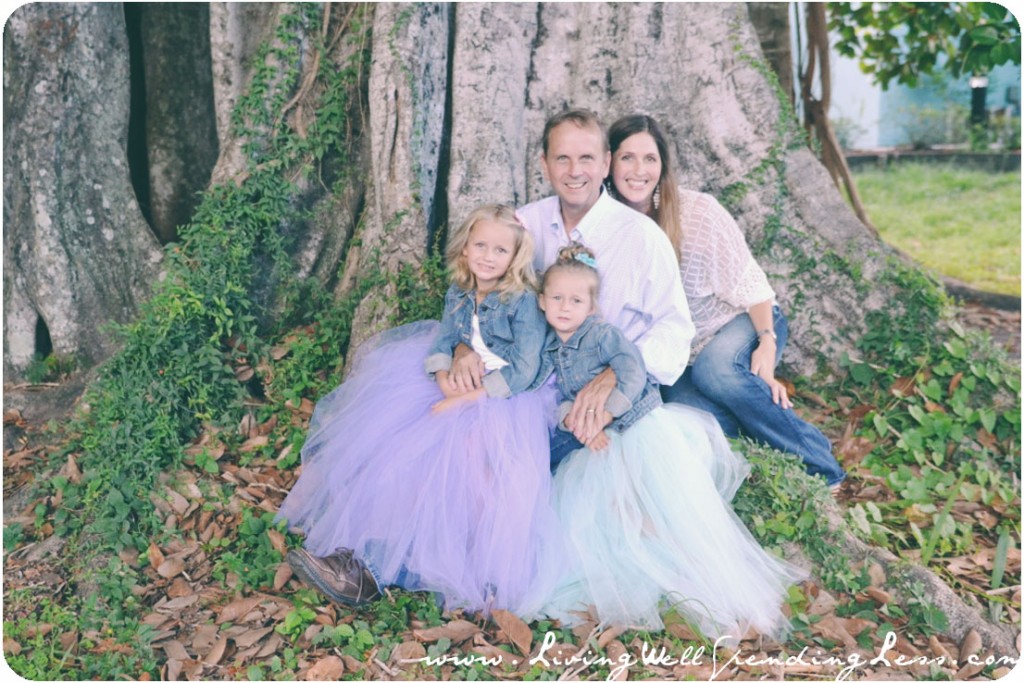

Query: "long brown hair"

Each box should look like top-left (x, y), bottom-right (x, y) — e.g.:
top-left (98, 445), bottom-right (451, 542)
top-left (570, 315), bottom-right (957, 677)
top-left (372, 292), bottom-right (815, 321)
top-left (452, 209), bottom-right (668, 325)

top-left (446, 204), bottom-right (537, 298)
top-left (607, 115), bottom-right (682, 262)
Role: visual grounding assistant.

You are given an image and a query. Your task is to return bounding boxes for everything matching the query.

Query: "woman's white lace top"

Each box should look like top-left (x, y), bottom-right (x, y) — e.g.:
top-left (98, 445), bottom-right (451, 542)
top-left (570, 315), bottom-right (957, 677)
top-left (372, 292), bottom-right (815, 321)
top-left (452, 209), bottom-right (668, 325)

top-left (677, 189), bottom-right (775, 358)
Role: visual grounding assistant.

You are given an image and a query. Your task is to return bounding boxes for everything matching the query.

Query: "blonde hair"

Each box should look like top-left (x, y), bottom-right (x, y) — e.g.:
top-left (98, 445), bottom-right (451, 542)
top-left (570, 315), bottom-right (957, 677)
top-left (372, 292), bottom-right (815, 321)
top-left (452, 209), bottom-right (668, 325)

top-left (446, 204), bottom-right (537, 298)
top-left (607, 115), bottom-right (683, 262)
top-left (542, 243), bottom-right (600, 302)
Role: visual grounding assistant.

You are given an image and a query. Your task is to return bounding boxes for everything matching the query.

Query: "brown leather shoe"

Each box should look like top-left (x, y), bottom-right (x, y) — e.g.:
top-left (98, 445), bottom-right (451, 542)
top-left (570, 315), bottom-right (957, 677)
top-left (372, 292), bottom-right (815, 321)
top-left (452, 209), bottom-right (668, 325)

top-left (287, 547), bottom-right (380, 606)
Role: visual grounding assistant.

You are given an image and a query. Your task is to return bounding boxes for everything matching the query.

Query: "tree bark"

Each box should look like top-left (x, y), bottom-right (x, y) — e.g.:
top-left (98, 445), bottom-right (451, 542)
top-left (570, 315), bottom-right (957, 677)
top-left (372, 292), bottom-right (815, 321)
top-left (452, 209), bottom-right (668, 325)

top-left (3, 3), bottom-right (162, 379)
top-left (746, 2), bottom-right (795, 104)
top-left (135, 2), bottom-right (219, 244)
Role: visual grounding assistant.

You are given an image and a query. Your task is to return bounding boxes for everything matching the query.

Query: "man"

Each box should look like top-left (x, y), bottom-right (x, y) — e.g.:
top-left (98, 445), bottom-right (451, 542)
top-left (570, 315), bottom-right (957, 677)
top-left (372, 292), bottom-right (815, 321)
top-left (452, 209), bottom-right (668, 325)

top-left (448, 109), bottom-right (694, 464)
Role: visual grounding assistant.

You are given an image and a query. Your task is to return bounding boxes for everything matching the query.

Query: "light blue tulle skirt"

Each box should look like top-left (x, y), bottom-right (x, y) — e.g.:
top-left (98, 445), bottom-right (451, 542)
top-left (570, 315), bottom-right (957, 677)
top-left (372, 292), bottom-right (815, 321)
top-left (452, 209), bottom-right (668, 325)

top-left (275, 321), bottom-right (563, 616)
top-left (536, 404), bottom-right (806, 640)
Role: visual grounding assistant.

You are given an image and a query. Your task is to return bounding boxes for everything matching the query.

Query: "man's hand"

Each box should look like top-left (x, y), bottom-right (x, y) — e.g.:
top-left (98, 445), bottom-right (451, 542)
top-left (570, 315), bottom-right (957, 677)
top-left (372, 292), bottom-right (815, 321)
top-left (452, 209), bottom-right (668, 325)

top-left (450, 343), bottom-right (485, 393)
top-left (565, 367), bottom-right (616, 441)
top-left (750, 339), bottom-right (791, 408)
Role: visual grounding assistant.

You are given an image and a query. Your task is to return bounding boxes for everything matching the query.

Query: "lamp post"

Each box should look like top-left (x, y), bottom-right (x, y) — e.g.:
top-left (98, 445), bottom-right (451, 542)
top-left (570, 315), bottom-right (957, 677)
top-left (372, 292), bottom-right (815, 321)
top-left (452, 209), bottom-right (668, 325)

top-left (969, 74), bottom-right (989, 127)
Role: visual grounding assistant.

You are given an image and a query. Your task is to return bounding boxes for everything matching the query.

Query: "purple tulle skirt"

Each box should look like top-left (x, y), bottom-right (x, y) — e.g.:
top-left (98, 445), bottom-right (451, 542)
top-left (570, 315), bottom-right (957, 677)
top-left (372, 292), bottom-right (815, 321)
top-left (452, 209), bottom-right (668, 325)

top-left (276, 321), bottom-right (562, 616)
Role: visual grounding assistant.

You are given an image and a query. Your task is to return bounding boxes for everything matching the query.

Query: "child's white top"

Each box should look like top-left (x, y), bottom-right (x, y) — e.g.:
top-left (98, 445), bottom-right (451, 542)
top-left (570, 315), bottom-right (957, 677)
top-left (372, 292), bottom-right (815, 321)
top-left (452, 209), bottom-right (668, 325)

top-left (472, 314), bottom-right (509, 371)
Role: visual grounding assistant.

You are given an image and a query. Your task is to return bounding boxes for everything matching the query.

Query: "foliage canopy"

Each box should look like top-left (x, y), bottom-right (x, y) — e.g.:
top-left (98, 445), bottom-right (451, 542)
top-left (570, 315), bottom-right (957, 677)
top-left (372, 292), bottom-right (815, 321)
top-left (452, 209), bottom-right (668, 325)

top-left (829, 2), bottom-right (1022, 87)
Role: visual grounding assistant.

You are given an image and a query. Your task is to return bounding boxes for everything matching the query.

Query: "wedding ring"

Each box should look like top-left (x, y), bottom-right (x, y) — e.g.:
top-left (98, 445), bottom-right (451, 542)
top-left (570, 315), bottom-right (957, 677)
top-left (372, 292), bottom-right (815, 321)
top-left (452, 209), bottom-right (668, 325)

top-left (586, 409), bottom-right (596, 414)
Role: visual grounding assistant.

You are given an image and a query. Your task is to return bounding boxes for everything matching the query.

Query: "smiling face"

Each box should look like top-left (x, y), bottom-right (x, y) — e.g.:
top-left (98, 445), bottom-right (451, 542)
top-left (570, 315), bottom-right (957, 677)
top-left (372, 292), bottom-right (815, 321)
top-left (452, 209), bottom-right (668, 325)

top-left (462, 218), bottom-right (518, 294)
top-left (539, 268), bottom-right (598, 340)
top-left (611, 131), bottom-right (662, 213)
top-left (541, 121), bottom-right (611, 228)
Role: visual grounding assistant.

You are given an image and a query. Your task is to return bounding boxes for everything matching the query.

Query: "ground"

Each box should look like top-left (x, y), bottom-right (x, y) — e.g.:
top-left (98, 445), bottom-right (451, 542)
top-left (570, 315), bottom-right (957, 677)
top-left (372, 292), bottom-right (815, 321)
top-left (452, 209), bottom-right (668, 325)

top-left (2, 301), bottom-right (1019, 680)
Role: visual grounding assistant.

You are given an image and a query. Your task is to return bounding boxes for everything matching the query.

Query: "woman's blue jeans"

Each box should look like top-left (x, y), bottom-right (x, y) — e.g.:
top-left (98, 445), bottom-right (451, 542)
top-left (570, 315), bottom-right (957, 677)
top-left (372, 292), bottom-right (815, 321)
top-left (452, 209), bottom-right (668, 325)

top-left (661, 307), bottom-right (846, 486)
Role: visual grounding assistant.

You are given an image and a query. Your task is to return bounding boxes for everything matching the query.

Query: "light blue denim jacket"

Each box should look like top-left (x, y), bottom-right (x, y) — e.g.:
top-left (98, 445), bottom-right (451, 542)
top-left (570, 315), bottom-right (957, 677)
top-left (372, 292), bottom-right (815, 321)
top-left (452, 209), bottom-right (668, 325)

top-left (424, 284), bottom-right (549, 398)
top-left (542, 315), bottom-right (662, 433)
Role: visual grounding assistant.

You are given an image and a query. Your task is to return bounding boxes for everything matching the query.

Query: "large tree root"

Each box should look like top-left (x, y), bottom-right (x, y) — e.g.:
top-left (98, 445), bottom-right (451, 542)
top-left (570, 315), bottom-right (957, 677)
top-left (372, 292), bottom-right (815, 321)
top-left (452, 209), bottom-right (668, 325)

top-left (824, 504), bottom-right (1020, 658)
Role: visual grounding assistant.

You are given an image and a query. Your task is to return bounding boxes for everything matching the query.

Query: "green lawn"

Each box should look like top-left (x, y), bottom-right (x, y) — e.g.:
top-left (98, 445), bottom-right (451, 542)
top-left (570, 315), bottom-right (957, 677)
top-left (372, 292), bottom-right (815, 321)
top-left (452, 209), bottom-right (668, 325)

top-left (852, 163), bottom-right (1021, 296)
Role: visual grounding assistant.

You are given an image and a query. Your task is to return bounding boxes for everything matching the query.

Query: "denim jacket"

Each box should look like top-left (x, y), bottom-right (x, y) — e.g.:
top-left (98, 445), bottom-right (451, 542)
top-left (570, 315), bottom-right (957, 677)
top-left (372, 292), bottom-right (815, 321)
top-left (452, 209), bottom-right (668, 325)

top-left (542, 315), bottom-right (662, 433)
top-left (424, 284), bottom-right (549, 398)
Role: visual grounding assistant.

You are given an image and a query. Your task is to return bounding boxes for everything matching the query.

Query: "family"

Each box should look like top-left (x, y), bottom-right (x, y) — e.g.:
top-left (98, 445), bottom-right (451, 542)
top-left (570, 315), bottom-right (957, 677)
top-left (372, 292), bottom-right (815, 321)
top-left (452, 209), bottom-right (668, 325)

top-left (274, 109), bottom-right (847, 640)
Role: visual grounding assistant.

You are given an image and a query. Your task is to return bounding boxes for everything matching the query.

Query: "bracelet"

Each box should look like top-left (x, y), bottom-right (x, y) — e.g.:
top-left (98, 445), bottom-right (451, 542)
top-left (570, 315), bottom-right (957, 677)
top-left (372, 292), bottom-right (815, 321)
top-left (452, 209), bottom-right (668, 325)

top-left (757, 328), bottom-right (777, 342)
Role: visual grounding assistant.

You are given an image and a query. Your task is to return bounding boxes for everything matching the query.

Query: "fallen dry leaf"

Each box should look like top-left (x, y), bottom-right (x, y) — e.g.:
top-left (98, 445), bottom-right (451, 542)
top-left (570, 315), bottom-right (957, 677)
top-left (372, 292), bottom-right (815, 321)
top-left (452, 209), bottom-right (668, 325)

top-left (234, 626), bottom-right (274, 649)
top-left (239, 435), bottom-right (269, 453)
top-left (266, 529), bottom-right (287, 555)
top-left (165, 658), bottom-right (182, 681)
top-left (148, 542), bottom-right (165, 570)
top-left (958, 629), bottom-right (982, 662)
top-left (166, 578), bottom-right (193, 599)
top-left (390, 640), bottom-right (427, 664)
top-left (204, 636), bottom-right (227, 666)
top-left (159, 594), bottom-right (200, 612)
top-left (160, 639), bottom-right (191, 661)
top-left (492, 609), bottom-right (532, 655)
top-left (413, 619), bottom-right (480, 644)
top-left (216, 596), bottom-right (264, 624)
top-left (157, 556), bottom-right (186, 579)
top-left (605, 640), bottom-right (630, 680)
top-left (304, 655), bottom-right (345, 680)
top-left (190, 624), bottom-right (220, 655)
top-left (61, 454), bottom-right (82, 484)
top-left (272, 563), bottom-right (293, 591)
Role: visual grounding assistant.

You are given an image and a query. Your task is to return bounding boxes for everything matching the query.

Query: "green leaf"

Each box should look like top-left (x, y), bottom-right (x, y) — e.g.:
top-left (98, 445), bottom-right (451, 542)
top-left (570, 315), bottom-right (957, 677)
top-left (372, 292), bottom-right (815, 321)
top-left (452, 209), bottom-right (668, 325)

top-left (969, 25), bottom-right (1000, 46)
top-left (872, 413), bottom-right (890, 437)
top-left (991, 527), bottom-right (1011, 590)
top-left (979, 409), bottom-right (997, 433)
top-left (850, 362), bottom-right (875, 384)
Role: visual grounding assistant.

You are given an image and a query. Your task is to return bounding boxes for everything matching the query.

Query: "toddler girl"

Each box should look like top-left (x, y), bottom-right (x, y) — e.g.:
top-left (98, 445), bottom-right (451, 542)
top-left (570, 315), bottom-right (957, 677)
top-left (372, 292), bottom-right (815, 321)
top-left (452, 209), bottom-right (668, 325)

top-left (536, 244), bottom-right (805, 639)
top-left (277, 204), bottom-right (560, 616)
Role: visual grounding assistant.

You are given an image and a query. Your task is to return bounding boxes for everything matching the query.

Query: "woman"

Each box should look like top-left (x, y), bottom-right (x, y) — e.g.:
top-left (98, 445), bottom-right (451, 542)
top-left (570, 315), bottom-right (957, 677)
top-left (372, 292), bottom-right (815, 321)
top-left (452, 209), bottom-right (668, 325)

top-left (605, 114), bottom-right (846, 490)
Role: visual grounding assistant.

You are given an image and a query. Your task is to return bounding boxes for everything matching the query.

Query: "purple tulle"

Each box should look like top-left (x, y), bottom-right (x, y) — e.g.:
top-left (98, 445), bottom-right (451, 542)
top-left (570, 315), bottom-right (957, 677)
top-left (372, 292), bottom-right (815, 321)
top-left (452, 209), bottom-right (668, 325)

top-left (276, 320), bottom-right (562, 616)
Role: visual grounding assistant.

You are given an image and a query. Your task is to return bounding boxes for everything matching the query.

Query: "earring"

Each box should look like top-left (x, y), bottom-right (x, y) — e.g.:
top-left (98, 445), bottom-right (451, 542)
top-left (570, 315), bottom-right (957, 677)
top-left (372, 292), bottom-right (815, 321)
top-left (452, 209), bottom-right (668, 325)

top-left (652, 184), bottom-right (661, 211)
top-left (605, 179), bottom-right (616, 198)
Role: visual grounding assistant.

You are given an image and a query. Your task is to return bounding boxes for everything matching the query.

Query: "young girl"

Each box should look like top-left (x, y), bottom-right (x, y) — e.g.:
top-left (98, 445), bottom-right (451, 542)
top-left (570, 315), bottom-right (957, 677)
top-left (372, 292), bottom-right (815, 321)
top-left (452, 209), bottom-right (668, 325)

top-left (535, 244), bottom-right (805, 639)
top-left (276, 204), bottom-right (561, 616)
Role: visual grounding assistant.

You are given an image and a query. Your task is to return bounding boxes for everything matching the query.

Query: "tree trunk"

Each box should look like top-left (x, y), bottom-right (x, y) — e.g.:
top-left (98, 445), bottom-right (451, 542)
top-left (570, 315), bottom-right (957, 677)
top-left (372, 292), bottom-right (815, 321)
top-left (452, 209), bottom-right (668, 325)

top-left (441, 2), bottom-right (893, 376)
top-left (3, 3), bottom-right (162, 379)
top-left (3, 2), bottom-right (907, 380)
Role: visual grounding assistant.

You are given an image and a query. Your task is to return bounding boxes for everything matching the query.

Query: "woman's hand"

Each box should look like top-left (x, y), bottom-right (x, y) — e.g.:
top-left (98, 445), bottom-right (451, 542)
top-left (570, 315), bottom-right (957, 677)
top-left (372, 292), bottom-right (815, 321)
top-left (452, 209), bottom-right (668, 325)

top-left (565, 367), bottom-right (616, 441)
top-left (750, 338), bottom-right (791, 408)
top-left (450, 343), bottom-right (485, 393)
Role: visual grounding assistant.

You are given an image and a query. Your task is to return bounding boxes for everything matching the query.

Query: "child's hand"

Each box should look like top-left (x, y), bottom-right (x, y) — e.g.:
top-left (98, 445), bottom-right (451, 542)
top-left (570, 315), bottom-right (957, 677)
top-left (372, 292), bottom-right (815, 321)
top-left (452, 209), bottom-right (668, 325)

top-left (573, 410), bottom-right (613, 444)
top-left (585, 429), bottom-right (610, 451)
top-left (436, 371), bottom-right (459, 398)
top-left (431, 396), bottom-right (461, 414)
top-left (431, 387), bottom-right (485, 414)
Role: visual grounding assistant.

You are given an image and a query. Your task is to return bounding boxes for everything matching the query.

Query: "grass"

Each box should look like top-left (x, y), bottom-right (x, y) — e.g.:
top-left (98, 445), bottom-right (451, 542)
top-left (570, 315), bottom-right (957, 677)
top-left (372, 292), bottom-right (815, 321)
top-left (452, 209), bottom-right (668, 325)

top-left (852, 163), bottom-right (1021, 296)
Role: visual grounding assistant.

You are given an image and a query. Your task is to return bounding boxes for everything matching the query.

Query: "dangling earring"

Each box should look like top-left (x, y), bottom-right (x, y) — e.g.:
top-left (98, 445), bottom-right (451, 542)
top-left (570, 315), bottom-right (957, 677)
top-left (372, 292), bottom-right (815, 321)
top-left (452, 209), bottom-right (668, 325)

top-left (652, 184), bottom-right (661, 211)
top-left (605, 179), bottom-right (616, 198)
